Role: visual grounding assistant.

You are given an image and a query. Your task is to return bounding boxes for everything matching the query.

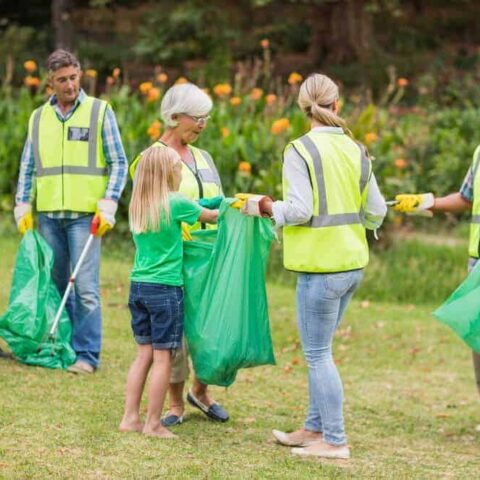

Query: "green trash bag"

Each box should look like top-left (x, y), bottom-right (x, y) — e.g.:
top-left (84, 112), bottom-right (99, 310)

top-left (0, 230), bottom-right (76, 369)
top-left (183, 200), bottom-right (276, 386)
top-left (433, 263), bottom-right (480, 353)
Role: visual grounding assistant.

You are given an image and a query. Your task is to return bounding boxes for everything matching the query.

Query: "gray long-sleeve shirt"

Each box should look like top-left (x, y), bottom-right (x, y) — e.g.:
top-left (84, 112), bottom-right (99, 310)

top-left (271, 127), bottom-right (387, 229)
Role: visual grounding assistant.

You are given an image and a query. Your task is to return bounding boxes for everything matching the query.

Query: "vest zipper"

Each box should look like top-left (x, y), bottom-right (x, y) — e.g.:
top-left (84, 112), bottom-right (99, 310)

top-left (62, 121), bottom-right (65, 209)
top-left (183, 155), bottom-right (206, 230)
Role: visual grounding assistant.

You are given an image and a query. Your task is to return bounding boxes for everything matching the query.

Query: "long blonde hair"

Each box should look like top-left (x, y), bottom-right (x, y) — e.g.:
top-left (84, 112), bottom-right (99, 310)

top-left (129, 146), bottom-right (181, 233)
top-left (298, 73), bottom-right (349, 131)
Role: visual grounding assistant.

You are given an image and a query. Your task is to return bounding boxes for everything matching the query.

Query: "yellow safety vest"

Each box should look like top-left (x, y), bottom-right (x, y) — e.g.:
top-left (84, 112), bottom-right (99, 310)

top-left (468, 145), bottom-right (480, 257)
top-left (283, 130), bottom-right (371, 273)
top-left (129, 141), bottom-right (223, 230)
top-left (29, 96), bottom-right (108, 212)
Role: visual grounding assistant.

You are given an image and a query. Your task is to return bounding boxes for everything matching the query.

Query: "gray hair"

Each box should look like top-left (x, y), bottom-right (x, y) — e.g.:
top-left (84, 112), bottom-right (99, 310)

top-left (47, 49), bottom-right (81, 74)
top-left (160, 83), bottom-right (213, 128)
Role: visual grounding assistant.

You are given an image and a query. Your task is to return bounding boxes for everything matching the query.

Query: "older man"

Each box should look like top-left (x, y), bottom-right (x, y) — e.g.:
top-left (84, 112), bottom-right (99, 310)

top-left (14, 49), bottom-right (128, 374)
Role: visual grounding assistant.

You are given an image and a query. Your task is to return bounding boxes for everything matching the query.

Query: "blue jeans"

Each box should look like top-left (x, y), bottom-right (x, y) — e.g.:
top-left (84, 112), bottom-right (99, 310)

top-left (296, 269), bottom-right (364, 446)
top-left (39, 214), bottom-right (102, 368)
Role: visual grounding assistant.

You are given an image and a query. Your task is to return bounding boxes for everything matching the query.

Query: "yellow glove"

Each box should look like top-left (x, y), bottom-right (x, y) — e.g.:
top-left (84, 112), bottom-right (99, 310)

top-left (393, 193), bottom-right (434, 214)
top-left (93, 199), bottom-right (118, 237)
top-left (231, 193), bottom-right (256, 209)
top-left (182, 223), bottom-right (192, 241)
top-left (14, 204), bottom-right (33, 235)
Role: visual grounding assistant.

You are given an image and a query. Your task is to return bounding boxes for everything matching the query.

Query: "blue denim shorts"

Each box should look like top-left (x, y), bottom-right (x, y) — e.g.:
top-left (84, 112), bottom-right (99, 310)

top-left (128, 281), bottom-right (184, 350)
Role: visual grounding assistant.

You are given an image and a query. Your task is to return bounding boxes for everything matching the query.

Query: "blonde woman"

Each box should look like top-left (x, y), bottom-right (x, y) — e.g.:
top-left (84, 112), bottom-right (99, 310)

top-left (119, 146), bottom-right (217, 438)
top-left (260, 74), bottom-right (387, 458)
top-left (130, 83), bottom-right (229, 426)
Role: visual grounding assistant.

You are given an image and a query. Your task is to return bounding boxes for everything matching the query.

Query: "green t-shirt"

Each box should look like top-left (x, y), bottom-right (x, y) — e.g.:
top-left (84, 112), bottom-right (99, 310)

top-left (130, 193), bottom-right (202, 286)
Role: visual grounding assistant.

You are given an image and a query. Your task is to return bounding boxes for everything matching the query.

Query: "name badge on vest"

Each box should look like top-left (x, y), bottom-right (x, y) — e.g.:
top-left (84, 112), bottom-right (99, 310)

top-left (68, 127), bottom-right (90, 141)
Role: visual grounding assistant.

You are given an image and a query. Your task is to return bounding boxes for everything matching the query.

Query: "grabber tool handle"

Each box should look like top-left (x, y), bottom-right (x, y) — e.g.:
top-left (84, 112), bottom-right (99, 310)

top-left (48, 223), bottom-right (98, 339)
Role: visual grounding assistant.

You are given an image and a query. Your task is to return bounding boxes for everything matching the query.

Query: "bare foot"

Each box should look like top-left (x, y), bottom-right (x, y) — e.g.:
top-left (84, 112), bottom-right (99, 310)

top-left (143, 423), bottom-right (177, 438)
top-left (118, 418), bottom-right (143, 433)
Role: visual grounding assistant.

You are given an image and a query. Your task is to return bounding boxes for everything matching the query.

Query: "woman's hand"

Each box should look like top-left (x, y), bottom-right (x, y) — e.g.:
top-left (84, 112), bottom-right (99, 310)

top-left (232, 193), bottom-right (273, 217)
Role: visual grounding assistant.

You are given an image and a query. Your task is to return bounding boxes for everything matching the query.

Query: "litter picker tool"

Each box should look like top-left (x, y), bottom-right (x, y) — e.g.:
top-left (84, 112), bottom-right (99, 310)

top-left (48, 217), bottom-right (100, 343)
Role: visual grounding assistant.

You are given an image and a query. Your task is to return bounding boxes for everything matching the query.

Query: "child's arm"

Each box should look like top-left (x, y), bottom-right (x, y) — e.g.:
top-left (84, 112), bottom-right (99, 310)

top-left (198, 208), bottom-right (219, 224)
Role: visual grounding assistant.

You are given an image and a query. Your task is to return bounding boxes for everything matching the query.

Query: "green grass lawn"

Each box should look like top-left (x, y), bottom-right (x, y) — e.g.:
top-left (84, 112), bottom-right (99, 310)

top-left (0, 230), bottom-right (479, 479)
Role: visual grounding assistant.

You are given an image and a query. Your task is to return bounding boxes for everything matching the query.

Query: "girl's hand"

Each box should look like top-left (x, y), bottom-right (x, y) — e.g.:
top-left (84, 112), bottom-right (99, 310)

top-left (198, 208), bottom-right (219, 224)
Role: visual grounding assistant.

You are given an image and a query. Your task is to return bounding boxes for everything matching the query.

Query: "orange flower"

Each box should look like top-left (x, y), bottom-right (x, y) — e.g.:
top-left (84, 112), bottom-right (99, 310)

top-left (365, 132), bottom-right (378, 144)
top-left (106, 76), bottom-right (115, 86)
top-left (230, 96), bottom-right (242, 106)
top-left (238, 161), bottom-right (252, 176)
top-left (394, 158), bottom-right (407, 169)
top-left (250, 88), bottom-right (263, 101)
top-left (397, 78), bottom-right (409, 87)
top-left (175, 76), bottom-right (188, 85)
top-left (260, 38), bottom-right (269, 49)
top-left (147, 87), bottom-right (160, 102)
top-left (112, 67), bottom-right (121, 78)
top-left (85, 69), bottom-right (97, 78)
top-left (157, 72), bottom-right (168, 84)
top-left (265, 93), bottom-right (277, 105)
top-left (147, 120), bottom-right (162, 139)
top-left (23, 60), bottom-right (37, 73)
top-left (213, 83), bottom-right (232, 97)
top-left (271, 118), bottom-right (290, 135)
top-left (288, 72), bottom-right (303, 85)
top-left (221, 127), bottom-right (230, 138)
top-left (24, 76), bottom-right (40, 88)
top-left (139, 81), bottom-right (153, 95)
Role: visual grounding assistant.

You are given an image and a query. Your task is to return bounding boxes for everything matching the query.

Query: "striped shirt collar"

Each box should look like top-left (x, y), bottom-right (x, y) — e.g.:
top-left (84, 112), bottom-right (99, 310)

top-left (48, 89), bottom-right (87, 121)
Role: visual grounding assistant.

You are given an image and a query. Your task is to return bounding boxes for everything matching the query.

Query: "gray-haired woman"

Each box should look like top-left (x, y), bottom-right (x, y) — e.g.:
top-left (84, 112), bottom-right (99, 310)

top-left (129, 83), bottom-right (228, 426)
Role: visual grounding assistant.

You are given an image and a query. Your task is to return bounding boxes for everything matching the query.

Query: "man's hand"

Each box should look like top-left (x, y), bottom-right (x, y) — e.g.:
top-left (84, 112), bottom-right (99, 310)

top-left (14, 203), bottom-right (33, 235)
top-left (393, 193), bottom-right (435, 214)
top-left (93, 199), bottom-right (118, 237)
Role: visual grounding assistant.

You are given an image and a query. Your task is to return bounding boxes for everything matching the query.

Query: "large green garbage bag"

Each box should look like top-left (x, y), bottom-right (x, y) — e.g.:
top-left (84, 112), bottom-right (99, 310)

top-left (0, 230), bottom-right (76, 369)
top-left (433, 263), bottom-right (480, 353)
top-left (183, 200), bottom-right (276, 386)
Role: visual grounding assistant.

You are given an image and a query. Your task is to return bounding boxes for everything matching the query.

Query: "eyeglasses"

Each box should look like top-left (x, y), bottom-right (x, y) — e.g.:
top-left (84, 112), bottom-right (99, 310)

top-left (182, 114), bottom-right (211, 126)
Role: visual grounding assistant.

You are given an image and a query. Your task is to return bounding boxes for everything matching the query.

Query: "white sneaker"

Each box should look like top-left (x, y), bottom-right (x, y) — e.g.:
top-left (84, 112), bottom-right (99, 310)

top-left (291, 442), bottom-right (350, 460)
top-left (475, 424), bottom-right (480, 434)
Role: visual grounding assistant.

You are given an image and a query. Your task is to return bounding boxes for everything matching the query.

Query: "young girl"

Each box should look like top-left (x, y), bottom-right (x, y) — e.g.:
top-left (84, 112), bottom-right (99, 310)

top-left (119, 146), bottom-right (218, 438)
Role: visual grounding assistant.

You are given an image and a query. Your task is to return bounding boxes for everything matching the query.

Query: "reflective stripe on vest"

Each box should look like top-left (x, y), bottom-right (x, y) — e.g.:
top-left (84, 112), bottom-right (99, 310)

top-left (282, 131), bottom-right (371, 273)
top-left (296, 135), bottom-right (370, 227)
top-left (32, 98), bottom-right (107, 177)
top-left (468, 145), bottom-right (480, 257)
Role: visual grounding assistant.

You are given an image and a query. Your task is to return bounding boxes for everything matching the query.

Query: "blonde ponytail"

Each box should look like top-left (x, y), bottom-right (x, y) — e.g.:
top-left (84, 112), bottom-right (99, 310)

top-left (129, 146), bottom-right (181, 234)
top-left (298, 73), bottom-right (349, 132)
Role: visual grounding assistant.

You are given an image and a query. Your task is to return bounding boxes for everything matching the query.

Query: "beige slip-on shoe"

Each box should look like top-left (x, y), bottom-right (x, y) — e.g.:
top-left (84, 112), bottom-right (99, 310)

top-left (67, 360), bottom-right (95, 374)
top-left (291, 441), bottom-right (350, 460)
top-left (272, 428), bottom-right (323, 447)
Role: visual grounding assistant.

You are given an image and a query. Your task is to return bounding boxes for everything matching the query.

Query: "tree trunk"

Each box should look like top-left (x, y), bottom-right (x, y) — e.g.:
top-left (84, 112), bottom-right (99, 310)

top-left (52, 0), bottom-right (74, 50)
top-left (307, 0), bottom-right (372, 65)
